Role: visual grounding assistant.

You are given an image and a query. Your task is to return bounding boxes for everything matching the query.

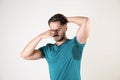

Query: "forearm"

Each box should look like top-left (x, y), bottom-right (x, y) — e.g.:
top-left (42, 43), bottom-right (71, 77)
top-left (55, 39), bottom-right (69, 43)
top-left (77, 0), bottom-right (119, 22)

top-left (21, 30), bottom-right (55, 58)
top-left (21, 34), bottom-right (43, 57)
top-left (67, 16), bottom-right (89, 26)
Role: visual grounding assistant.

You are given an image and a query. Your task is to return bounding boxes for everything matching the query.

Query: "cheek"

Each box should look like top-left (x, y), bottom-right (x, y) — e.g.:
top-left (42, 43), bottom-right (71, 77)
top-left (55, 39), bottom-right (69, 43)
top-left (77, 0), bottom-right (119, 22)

top-left (58, 31), bottom-right (65, 35)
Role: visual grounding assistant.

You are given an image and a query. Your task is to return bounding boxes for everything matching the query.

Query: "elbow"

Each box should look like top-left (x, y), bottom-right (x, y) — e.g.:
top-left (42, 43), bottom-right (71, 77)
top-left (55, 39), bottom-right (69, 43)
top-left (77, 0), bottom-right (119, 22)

top-left (20, 53), bottom-right (25, 58)
top-left (85, 17), bottom-right (90, 22)
top-left (20, 54), bottom-right (26, 59)
top-left (79, 17), bottom-right (90, 26)
top-left (20, 52), bottom-right (34, 60)
top-left (84, 17), bottom-right (90, 26)
top-left (20, 52), bottom-right (28, 59)
top-left (20, 55), bottom-right (29, 60)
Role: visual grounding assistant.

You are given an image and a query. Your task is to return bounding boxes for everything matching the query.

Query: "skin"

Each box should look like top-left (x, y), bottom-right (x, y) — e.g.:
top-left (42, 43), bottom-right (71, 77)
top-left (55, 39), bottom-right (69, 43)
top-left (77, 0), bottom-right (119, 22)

top-left (49, 21), bottom-right (67, 46)
top-left (20, 16), bottom-right (90, 60)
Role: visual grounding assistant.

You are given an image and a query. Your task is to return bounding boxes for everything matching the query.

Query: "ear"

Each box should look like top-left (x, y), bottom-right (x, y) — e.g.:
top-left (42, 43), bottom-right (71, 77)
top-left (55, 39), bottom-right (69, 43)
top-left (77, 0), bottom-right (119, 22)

top-left (64, 25), bottom-right (67, 31)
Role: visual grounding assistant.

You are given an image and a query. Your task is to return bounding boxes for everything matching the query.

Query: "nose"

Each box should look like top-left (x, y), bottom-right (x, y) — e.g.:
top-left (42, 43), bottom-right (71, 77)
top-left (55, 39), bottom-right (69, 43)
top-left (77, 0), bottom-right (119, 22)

top-left (54, 30), bottom-right (58, 36)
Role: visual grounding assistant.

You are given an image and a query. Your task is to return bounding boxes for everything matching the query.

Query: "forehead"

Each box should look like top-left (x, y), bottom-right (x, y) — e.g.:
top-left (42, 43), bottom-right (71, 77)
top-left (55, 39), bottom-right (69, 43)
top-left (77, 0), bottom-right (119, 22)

top-left (49, 21), bottom-right (62, 30)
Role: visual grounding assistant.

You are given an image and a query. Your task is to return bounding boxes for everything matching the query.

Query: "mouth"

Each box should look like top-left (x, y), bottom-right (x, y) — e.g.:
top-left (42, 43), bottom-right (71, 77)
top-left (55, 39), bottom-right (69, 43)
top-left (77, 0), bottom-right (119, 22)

top-left (54, 35), bottom-right (59, 37)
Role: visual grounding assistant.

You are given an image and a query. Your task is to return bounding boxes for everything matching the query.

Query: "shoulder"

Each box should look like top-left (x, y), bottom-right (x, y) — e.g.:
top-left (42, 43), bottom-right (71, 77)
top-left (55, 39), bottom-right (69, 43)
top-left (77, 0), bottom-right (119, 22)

top-left (71, 37), bottom-right (86, 47)
top-left (38, 43), bottom-right (54, 50)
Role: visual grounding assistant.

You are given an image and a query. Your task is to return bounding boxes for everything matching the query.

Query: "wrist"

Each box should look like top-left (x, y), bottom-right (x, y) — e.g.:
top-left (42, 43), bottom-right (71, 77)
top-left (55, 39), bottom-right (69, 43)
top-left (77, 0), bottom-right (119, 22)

top-left (37, 34), bottom-right (44, 40)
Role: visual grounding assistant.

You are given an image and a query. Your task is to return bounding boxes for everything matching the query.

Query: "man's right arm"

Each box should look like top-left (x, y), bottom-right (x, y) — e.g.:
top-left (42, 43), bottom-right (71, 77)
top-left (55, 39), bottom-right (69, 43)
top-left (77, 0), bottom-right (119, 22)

top-left (20, 30), bottom-right (55, 60)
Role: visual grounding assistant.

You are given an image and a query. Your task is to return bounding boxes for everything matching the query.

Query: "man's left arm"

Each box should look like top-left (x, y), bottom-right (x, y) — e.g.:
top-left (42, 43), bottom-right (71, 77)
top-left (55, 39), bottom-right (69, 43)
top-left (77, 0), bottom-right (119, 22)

top-left (67, 16), bottom-right (90, 44)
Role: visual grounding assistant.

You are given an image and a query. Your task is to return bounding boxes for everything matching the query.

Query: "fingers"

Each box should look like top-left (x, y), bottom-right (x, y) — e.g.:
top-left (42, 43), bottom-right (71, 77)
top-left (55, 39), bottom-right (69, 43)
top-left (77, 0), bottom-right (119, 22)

top-left (49, 30), bottom-right (56, 37)
top-left (41, 30), bottom-right (58, 39)
top-left (40, 30), bottom-right (54, 39)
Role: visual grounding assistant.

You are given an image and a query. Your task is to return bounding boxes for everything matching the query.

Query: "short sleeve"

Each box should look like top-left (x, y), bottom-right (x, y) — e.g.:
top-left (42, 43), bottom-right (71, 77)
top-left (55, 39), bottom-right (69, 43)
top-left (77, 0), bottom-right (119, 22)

top-left (38, 43), bottom-right (54, 60)
top-left (38, 46), bottom-right (46, 58)
top-left (38, 44), bottom-right (50, 59)
top-left (72, 37), bottom-right (86, 48)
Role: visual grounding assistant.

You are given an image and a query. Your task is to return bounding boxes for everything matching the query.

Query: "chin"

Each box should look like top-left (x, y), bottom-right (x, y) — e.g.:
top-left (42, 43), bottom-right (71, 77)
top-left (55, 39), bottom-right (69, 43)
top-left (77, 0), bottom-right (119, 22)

top-left (54, 39), bottom-right (60, 42)
top-left (54, 35), bottom-right (65, 42)
top-left (55, 38), bottom-right (64, 42)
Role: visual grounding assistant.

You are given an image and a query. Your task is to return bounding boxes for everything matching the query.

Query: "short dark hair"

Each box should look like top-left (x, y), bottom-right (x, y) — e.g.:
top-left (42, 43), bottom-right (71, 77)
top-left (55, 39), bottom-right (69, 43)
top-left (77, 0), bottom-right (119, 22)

top-left (48, 13), bottom-right (68, 25)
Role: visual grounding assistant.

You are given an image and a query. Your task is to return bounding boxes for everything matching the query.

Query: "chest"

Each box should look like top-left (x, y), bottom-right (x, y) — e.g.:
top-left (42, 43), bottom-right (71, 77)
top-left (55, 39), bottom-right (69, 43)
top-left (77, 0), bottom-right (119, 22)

top-left (46, 44), bottom-right (82, 63)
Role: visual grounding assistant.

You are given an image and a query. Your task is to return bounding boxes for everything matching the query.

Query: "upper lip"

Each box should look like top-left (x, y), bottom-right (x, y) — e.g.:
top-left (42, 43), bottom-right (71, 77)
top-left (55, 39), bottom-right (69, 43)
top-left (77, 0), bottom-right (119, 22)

top-left (54, 35), bottom-right (59, 37)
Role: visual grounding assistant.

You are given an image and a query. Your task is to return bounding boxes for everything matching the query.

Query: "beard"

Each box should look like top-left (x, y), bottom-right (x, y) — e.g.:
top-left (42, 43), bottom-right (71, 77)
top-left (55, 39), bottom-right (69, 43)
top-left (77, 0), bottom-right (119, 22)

top-left (54, 34), bottom-right (65, 42)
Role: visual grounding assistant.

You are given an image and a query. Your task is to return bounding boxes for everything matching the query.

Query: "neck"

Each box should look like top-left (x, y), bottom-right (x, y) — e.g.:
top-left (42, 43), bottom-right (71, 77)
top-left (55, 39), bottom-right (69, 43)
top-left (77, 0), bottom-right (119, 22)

top-left (56, 37), bottom-right (67, 46)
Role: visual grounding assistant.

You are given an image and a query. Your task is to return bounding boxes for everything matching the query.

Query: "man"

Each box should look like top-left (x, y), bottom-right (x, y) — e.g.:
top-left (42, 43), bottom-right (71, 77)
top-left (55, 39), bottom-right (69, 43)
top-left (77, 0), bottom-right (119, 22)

top-left (21, 14), bottom-right (90, 80)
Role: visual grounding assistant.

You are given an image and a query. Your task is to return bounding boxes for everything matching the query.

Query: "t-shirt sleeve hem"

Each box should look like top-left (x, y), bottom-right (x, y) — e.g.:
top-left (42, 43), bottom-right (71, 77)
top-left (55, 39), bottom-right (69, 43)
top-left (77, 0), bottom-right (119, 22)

top-left (73, 37), bottom-right (86, 47)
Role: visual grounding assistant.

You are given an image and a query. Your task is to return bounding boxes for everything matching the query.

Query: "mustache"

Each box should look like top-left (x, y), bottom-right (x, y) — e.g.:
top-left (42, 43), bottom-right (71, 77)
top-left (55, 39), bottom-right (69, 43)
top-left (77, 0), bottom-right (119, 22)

top-left (54, 34), bottom-right (59, 37)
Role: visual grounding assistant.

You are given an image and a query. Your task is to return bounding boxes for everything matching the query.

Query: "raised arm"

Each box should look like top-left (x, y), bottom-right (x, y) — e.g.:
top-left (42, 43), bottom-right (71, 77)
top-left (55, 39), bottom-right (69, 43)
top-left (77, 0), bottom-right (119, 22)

top-left (20, 30), bottom-right (56, 60)
top-left (67, 16), bottom-right (90, 44)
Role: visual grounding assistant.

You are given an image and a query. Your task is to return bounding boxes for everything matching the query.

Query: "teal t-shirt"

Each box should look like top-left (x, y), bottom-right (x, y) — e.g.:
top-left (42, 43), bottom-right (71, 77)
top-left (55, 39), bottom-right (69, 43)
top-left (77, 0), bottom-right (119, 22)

top-left (39, 37), bottom-right (85, 80)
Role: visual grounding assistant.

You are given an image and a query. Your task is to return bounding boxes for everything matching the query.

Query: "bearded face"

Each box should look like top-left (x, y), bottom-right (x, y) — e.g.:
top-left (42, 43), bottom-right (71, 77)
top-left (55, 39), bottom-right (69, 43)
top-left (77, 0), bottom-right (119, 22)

top-left (49, 21), bottom-right (67, 42)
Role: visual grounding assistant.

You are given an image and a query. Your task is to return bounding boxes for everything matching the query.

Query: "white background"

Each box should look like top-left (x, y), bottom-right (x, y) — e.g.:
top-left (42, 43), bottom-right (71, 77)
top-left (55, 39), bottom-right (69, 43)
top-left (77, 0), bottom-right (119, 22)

top-left (0, 0), bottom-right (120, 80)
